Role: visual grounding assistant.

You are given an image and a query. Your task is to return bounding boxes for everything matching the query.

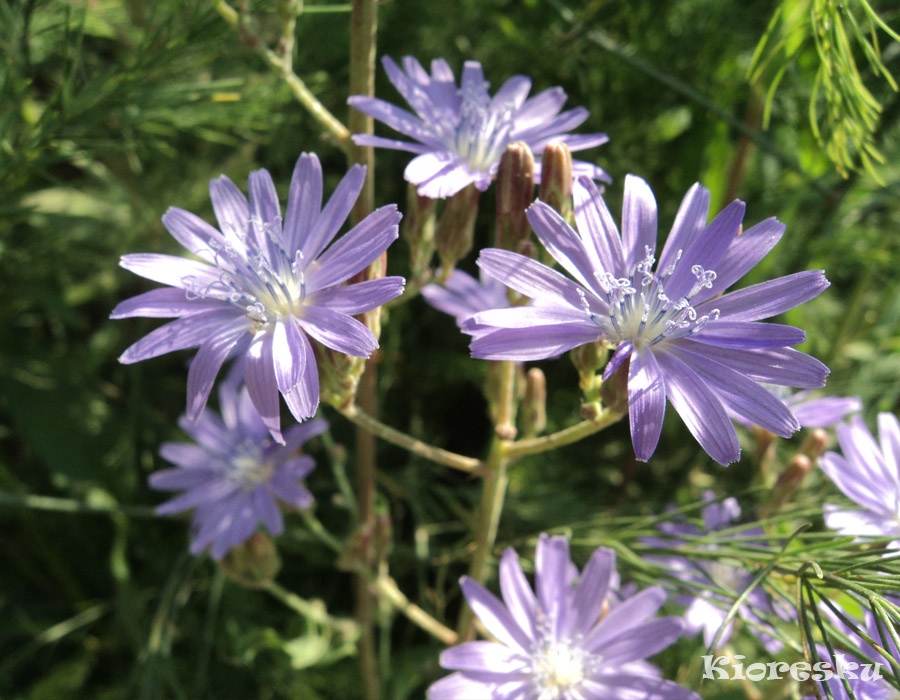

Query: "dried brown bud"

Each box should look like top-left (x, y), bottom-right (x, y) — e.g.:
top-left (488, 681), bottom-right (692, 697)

top-left (495, 142), bottom-right (535, 255)
top-left (520, 368), bottom-right (547, 438)
top-left (765, 454), bottom-right (814, 516)
top-left (539, 141), bottom-right (573, 223)
top-left (220, 532), bottom-right (282, 589)
top-left (800, 428), bottom-right (829, 460)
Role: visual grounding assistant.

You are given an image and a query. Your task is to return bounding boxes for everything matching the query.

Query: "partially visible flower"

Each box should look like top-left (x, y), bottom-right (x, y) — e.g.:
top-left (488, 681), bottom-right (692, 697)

top-left (427, 533), bottom-right (699, 700)
top-left (421, 268), bottom-right (510, 335)
top-left (150, 382), bottom-right (327, 560)
top-left (787, 391), bottom-right (862, 428)
top-left (821, 413), bottom-right (900, 547)
top-left (349, 56), bottom-right (609, 198)
top-left (803, 646), bottom-right (894, 700)
top-left (469, 174), bottom-right (830, 464)
top-left (113, 153), bottom-right (404, 442)
top-left (648, 494), bottom-right (793, 652)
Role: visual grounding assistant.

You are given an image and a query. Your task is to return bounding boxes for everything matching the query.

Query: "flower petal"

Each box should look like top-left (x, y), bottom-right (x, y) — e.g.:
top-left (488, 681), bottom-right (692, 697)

top-left (161, 207), bottom-right (227, 262)
top-left (471, 305), bottom-right (591, 329)
top-left (209, 174), bottom-right (250, 253)
top-left (119, 309), bottom-right (246, 364)
top-left (460, 576), bottom-right (532, 652)
top-left (673, 341), bottom-right (828, 388)
top-left (527, 199), bottom-right (604, 291)
top-left (628, 349), bottom-right (667, 461)
top-left (470, 323), bottom-right (600, 361)
top-left (300, 164), bottom-right (366, 263)
top-left (704, 270), bottom-right (829, 321)
top-left (584, 586), bottom-right (668, 651)
top-left (655, 350), bottom-right (740, 465)
top-left (119, 254), bottom-right (223, 295)
top-left (306, 204), bottom-right (401, 291)
top-left (498, 548), bottom-right (537, 639)
top-left (572, 176), bottom-right (626, 280)
top-left (657, 182), bottom-right (710, 273)
top-left (244, 332), bottom-right (284, 444)
top-left (621, 174), bottom-right (658, 271)
top-left (282, 153), bottom-right (323, 255)
top-left (692, 321), bottom-right (806, 349)
top-left (307, 277), bottom-right (405, 315)
top-left (185, 316), bottom-right (251, 420)
top-left (439, 641), bottom-right (528, 673)
top-left (298, 306), bottom-right (378, 358)
top-left (111, 288), bottom-right (226, 319)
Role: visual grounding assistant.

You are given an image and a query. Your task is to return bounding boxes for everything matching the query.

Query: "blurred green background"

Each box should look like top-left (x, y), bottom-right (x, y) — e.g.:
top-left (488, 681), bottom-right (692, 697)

top-left (2, 0), bottom-right (900, 698)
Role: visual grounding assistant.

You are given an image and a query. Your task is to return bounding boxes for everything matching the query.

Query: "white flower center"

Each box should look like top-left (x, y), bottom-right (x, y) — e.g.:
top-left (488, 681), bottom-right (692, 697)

top-left (586, 247), bottom-right (719, 349)
top-left (451, 78), bottom-right (515, 174)
top-left (225, 441), bottom-right (274, 489)
top-left (528, 617), bottom-right (596, 699)
top-left (185, 216), bottom-right (308, 324)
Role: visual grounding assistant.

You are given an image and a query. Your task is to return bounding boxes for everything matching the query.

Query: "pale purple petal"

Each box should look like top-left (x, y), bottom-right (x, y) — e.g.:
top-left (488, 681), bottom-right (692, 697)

top-left (185, 317), bottom-right (251, 420)
top-left (272, 321), bottom-right (319, 421)
top-left (282, 152), bottom-right (323, 255)
top-left (704, 270), bottom-right (829, 321)
top-left (350, 133), bottom-right (430, 154)
top-left (161, 207), bottom-right (226, 262)
top-left (470, 323), bottom-right (600, 361)
top-left (790, 395), bottom-right (861, 427)
top-left (655, 350), bottom-right (740, 465)
top-left (248, 168), bottom-right (282, 254)
top-left (673, 341), bottom-right (828, 388)
top-left (306, 204), bottom-right (400, 291)
top-left (657, 182), bottom-right (710, 272)
top-left (209, 174), bottom-right (250, 251)
top-left (584, 586), bottom-right (668, 651)
top-left (111, 288), bottom-right (226, 319)
top-left (692, 321), bottom-right (806, 349)
top-left (628, 349), bottom-right (667, 462)
top-left (471, 305), bottom-right (591, 328)
top-left (244, 332), bottom-right (283, 444)
top-left (119, 309), bottom-right (246, 363)
top-left (498, 548), bottom-right (537, 639)
top-left (572, 176), bottom-right (626, 280)
top-left (439, 641), bottom-right (528, 673)
top-left (300, 164), bottom-right (367, 262)
top-left (621, 174), bottom-right (658, 271)
top-left (119, 254), bottom-right (223, 295)
top-left (307, 277), bottom-right (405, 315)
top-left (528, 199), bottom-right (606, 291)
top-left (460, 576), bottom-right (532, 653)
top-left (298, 306), bottom-right (378, 358)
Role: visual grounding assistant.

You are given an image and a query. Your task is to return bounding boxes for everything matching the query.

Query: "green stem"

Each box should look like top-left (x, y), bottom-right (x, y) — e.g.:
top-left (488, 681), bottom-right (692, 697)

top-left (339, 404), bottom-right (485, 474)
top-left (211, 0), bottom-right (352, 154)
top-left (370, 574), bottom-right (458, 645)
top-left (265, 580), bottom-right (359, 637)
top-left (0, 490), bottom-right (160, 519)
top-left (505, 410), bottom-right (624, 459)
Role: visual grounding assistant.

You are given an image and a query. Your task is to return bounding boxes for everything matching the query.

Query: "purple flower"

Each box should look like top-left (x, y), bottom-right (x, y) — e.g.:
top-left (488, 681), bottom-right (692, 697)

top-left (803, 647), bottom-right (893, 700)
top-left (786, 391), bottom-right (862, 428)
top-left (149, 382), bottom-right (327, 559)
top-left (647, 494), bottom-right (793, 653)
top-left (427, 534), bottom-right (699, 700)
top-left (421, 268), bottom-right (511, 335)
top-left (113, 153), bottom-right (404, 442)
top-left (349, 56), bottom-right (609, 198)
top-left (469, 175), bottom-right (830, 464)
top-left (820, 413), bottom-right (900, 546)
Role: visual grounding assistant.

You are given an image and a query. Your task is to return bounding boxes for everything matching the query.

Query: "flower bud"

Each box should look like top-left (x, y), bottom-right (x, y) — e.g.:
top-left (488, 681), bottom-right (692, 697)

top-left (220, 532), bottom-right (282, 589)
top-left (800, 428), bottom-right (829, 460)
top-left (495, 142), bottom-right (535, 256)
top-left (403, 183), bottom-right (437, 283)
top-left (519, 368), bottom-right (547, 438)
top-left (317, 345), bottom-right (367, 411)
top-left (570, 342), bottom-right (608, 377)
top-left (435, 184), bottom-right (481, 280)
top-left (539, 141), bottom-right (573, 223)
top-left (764, 454), bottom-right (814, 516)
top-left (599, 355), bottom-right (629, 414)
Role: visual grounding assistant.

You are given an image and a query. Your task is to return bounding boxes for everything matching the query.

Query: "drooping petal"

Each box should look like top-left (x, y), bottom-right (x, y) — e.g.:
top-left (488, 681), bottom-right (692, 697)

top-left (279, 329), bottom-right (319, 423)
top-left (244, 331), bottom-right (283, 444)
top-left (628, 349), bottom-right (667, 461)
top-left (655, 350), bottom-right (740, 465)
top-left (185, 317), bottom-right (251, 420)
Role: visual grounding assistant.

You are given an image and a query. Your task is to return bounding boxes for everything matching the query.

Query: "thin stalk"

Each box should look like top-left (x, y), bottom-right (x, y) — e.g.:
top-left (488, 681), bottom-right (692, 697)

top-left (372, 575), bottom-right (458, 645)
top-left (211, 0), bottom-right (351, 154)
top-left (339, 404), bottom-right (485, 474)
top-left (505, 409), bottom-right (624, 459)
top-left (348, 1), bottom-right (380, 697)
top-left (457, 361), bottom-right (518, 640)
top-left (265, 580), bottom-right (359, 636)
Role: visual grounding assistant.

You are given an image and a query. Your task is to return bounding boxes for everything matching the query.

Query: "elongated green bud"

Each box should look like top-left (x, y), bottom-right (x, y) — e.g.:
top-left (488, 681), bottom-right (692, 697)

top-left (539, 141), bottom-right (573, 223)
top-left (220, 532), bottom-right (281, 589)
top-left (520, 368), bottom-right (547, 438)
top-left (403, 183), bottom-right (437, 283)
top-left (435, 184), bottom-right (481, 280)
top-left (495, 141), bottom-right (535, 256)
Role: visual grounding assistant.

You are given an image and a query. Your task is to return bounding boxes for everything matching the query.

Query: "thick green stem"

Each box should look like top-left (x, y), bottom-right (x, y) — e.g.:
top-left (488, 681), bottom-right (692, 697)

top-left (339, 404), bottom-right (485, 474)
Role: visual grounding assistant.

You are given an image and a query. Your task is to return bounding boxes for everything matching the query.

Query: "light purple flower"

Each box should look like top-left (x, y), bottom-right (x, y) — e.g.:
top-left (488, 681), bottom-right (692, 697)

top-left (786, 391), bottom-right (862, 428)
top-left (113, 153), bottom-right (404, 442)
top-left (427, 534), bottom-right (699, 700)
top-left (803, 647), bottom-right (894, 700)
top-left (647, 494), bottom-right (793, 653)
top-left (421, 268), bottom-right (511, 336)
top-left (821, 413), bottom-right (900, 546)
top-left (469, 174), bottom-right (830, 464)
top-left (149, 382), bottom-right (327, 559)
top-left (349, 56), bottom-right (609, 198)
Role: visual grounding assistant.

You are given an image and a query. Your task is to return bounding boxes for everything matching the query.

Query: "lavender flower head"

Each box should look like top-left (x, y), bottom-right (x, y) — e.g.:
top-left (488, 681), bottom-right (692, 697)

top-left (469, 175), bottom-right (831, 464)
top-left (647, 494), bottom-right (792, 652)
top-left (821, 413), bottom-right (900, 546)
top-left (149, 382), bottom-right (327, 559)
top-left (421, 268), bottom-right (511, 336)
top-left (113, 153), bottom-right (404, 442)
top-left (428, 534), bottom-right (699, 700)
top-left (349, 56), bottom-right (609, 198)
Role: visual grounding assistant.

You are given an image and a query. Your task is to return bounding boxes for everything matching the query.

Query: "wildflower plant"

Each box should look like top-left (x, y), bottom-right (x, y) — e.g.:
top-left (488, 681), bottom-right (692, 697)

top-left (7, 2), bottom-right (900, 700)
